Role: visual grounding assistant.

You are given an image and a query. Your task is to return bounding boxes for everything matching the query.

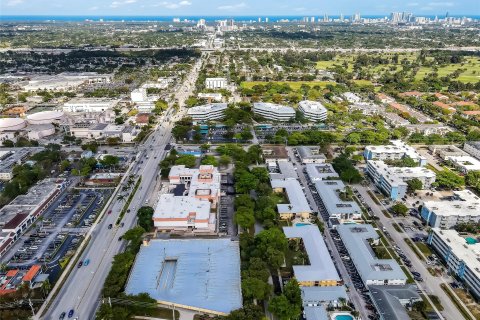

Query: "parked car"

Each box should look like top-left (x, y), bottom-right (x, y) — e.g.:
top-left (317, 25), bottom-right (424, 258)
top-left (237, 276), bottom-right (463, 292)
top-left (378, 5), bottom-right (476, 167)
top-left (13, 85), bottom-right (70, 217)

top-left (108, 224), bottom-right (113, 229)
top-left (83, 259), bottom-right (90, 266)
top-left (77, 261), bottom-right (83, 268)
top-left (68, 309), bottom-right (74, 318)
top-left (59, 312), bottom-right (66, 320)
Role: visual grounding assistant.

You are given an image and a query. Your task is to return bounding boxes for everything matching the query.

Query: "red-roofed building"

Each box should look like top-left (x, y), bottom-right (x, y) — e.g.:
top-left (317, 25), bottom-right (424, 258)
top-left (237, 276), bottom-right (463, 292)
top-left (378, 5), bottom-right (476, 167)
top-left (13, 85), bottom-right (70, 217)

top-left (434, 93), bottom-right (449, 101)
top-left (461, 110), bottom-right (480, 120)
top-left (136, 113), bottom-right (150, 126)
top-left (399, 91), bottom-right (423, 98)
top-left (454, 101), bottom-right (478, 107)
top-left (433, 101), bottom-right (456, 113)
top-left (376, 93), bottom-right (395, 104)
top-left (389, 102), bottom-right (409, 114)
top-left (22, 265), bottom-right (41, 283)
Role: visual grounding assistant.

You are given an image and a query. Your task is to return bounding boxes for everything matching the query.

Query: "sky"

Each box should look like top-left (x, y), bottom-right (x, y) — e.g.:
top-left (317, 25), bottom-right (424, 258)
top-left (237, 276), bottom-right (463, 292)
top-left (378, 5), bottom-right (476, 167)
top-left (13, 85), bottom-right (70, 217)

top-left (1, 0), bottom-right (479, 16)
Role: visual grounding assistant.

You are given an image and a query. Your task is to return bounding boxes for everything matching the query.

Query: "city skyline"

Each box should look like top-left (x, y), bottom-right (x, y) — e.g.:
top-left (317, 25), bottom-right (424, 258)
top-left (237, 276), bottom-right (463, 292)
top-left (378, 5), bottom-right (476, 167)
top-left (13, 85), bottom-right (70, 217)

top-left (1, 0), bottom-right (479, 16)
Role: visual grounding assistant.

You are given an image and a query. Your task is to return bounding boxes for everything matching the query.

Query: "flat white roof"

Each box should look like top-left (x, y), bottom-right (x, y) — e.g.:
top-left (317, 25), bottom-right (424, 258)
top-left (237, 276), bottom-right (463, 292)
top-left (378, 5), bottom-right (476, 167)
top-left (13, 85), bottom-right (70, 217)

top-left (284, 226), bottom-right (340, 282)
top-left (314, 180), bottom-right (362, 216)
top-left (153, 194), bottom-right (210, 220)
top-left (431, 229), bottom-right (480, 279)
top-left (337, 224), bottom-right (407, 282)
top-left (305, 163), bottom-right (339, 181)
top-left (298, 100), bottom-right (327, 114)
top-left (271, 179), bottom-right (312, 214)
top-left (187, 103), bottom-right (228, 114)
top-left (423, 190), bottom-right (480, 217)
top-left (368, 160), bottom-right (436, 185)
top-left (253, 102), bottom-right (295, 114)
top-left (366, 140), bottom-right (426, 162)
top-left (445, 155), bottom-right (480, 171)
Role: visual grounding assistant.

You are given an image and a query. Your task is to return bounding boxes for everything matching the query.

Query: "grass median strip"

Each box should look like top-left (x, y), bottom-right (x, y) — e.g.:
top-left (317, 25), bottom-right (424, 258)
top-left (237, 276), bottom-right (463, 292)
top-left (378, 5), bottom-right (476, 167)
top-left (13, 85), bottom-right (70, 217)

top-left (116, 177), bottom-right (142, 225)
top-left (440, 283), bottom-right (475, 320)
top-left (405, 238), bottom-right (425, 261)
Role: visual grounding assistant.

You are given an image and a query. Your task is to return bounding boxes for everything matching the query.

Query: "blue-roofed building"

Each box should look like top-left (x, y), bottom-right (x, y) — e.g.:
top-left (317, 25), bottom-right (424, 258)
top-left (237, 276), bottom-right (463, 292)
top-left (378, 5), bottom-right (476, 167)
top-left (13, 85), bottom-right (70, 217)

top-left (125, 238), bottom-right (242, 315)
top-left (337, 224), bottom-right (407, 286)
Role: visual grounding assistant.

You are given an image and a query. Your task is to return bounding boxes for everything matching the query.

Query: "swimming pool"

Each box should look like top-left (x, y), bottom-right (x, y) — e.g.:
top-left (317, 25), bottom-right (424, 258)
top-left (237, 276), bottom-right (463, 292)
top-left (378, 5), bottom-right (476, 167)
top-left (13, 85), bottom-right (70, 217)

top-left (332, 314), bottom-right (354, 320)
top-left (295, 223), bottom-right (312, 227)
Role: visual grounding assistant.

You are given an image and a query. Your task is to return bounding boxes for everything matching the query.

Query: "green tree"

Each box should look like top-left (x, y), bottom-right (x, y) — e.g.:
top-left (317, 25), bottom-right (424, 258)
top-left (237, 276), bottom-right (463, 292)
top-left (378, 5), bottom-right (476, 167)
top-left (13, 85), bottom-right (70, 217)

top-left (465, 171), bottom-right (480, 191)
top-left (407, 178), bottom-right (423, 193)
top-left (174, 154), bottom-right (196, 168)
top-left (225, 304), bottom-right (265, 320)
top-left (433, 170), bottom-right (465, 190)
top-left (219, 154), bottom-right (231, 167)
top-left (391, 203), bottom-right (409, 216)
top-left (235, 206), bottom-right (255, 229)
top-left (268, 294), bottom-right (301, 320)
top-left (101, 155), bottom-right (120, 168)
top-left (242, 277), bottom-right (272, 301)
top-left (136, 206), bottom-right (154, 231)
top-left (235, 194), bottom-right (255, 210)
top-left (201, 155), bottom-right (218, 166)
top-left (283, 279), bottom-right (301, 306)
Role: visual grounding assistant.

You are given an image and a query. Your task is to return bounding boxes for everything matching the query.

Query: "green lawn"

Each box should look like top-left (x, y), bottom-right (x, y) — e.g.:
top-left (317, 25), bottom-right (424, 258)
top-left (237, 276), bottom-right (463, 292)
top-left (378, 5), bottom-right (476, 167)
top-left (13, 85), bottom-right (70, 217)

top-left (415, 58), bottom-right (480, 83)
top-left (416, 242), bottom-right (433, 256)
top-left (316, 53), bottom-right (480, 84)
top-left (241, 81), bottom-right (335, 90)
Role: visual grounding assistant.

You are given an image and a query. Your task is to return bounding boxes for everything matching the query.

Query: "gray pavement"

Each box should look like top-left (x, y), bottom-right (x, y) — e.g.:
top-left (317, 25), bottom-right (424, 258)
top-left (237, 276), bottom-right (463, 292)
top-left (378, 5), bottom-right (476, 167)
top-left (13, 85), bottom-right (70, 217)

top-left (38, 58), bottom-right (202, 320)
top-left (354, 183), bottom-right (466, 320)
top-left (286, 147), bottom-right (370, 319)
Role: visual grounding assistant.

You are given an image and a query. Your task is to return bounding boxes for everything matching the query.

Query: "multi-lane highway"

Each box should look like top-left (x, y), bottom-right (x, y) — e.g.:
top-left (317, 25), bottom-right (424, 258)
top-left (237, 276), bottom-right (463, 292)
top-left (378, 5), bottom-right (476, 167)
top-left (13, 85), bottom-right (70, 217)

top-left (38, 58), bottom-right (202, 320)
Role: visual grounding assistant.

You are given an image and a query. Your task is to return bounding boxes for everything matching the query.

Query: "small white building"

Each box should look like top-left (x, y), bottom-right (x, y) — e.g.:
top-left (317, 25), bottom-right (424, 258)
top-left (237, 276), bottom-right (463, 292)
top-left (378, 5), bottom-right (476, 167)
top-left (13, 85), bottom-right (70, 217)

top-left (464, 141), bottom-right (480, 160)
top-left (198, 93), bottom-right (223, 102)
top-left (63, 98), bottom-right (118, 113)
top-left (298, 100), bottom-right (327, 122)
top-left (445, 155), bottom-right (480, 173)
top-left (131, 88), bottom-right (147, 102)
top-left (187, 103), bottom-right (228, 121)
top-left (364, 140), bottom-right (427, 167)
top-left (205, 78), bottom-right (227, 89)
top-left (153, 194), bottom-right (211, 231)
top-left (253, 103), bottom-right (295, 122)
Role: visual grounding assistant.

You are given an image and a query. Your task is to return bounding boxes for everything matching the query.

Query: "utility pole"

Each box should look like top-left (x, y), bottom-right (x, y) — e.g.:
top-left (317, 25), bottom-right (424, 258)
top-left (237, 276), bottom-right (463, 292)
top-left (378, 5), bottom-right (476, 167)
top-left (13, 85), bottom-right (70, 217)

top-left (29, 299), bottom-right (35, 318)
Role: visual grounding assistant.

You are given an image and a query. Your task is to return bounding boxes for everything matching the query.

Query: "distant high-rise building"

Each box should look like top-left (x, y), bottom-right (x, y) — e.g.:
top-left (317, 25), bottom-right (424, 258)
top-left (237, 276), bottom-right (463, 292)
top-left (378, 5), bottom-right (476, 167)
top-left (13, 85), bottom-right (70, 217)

top-left (323, 14), bottom-right (329, 22)
top-left (265, 17), bottom-right (269, 23)
top-left (340, 13), bottom-right (344, 22)
top-left (390, 12), bottom-right (413, 23)
top-left (258, 17), bottom-right (261, 22)
top-left (173, 18), bottom-right (180, 23)
top-left (197, 18), bottom-right (206, 29)
top-left (353, 13), bottom-right (361, 22)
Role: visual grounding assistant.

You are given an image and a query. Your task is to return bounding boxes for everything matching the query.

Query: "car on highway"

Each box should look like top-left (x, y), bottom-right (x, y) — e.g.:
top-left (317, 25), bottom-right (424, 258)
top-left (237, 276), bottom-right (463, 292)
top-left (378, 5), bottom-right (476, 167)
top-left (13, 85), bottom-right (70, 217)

top-left (120, 222), bottom-right (124, 227)
top-left (83, 258), bottom-right (90, 266)
top-left (59, 312), bottom-right (66, 320)
top-left (108, 224), bottom-right (113, 229)
top-left (108, 209), bottom-right (112, 215)
top-left (77, 261), bottom-right (83, 268)
top-left (68, 309), bottom-right (74, 318)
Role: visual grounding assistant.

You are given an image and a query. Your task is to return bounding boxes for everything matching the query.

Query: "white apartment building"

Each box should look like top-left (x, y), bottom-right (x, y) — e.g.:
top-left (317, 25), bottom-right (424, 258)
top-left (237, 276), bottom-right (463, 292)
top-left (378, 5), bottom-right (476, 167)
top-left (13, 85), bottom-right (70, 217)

top-left (364, 140), bottom-right (427, 167)
top-left (445, 155), bottom-right (480, 173)
top-left (428, 229), bottom-right (480, 299)
top-left (298, 100), bottom-right (327, 122)
top-left (69, 123), bottom-right (138, 143)
top-left (314, 180), bottom-right (362, 223)
top-left (271, 179), bottom-right (312, 220)
top-left (187, 103), bottom-right (228, 121)
top-left (63, 98), bottom-right (118, 113)
top-left (205, 78), bottom-right (227, 89)
top-left (464, 141), bottom-right (480, 160)
top-left (296, 146), bottom-right (326, 164)
top-left (337, 224), bottom-right (407, 286)
top-left (366, 160), bottom-right (436, 201)
top-left (253, 103), bottom-right (295, 122)
top-left (421, 190), bottom-right (480, 228)
top-left (168, 165), bottom-right (221, 208)
top-left (152, 194), bottom-right (212, 231)
top-left (131, 88), bottom-right (147, 102)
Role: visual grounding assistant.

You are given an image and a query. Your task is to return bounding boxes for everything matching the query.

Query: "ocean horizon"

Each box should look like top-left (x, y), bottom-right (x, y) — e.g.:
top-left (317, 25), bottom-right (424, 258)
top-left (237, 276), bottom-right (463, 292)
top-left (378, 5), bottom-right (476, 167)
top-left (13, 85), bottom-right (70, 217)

top-left (1, 14), bottom-right (479, 23)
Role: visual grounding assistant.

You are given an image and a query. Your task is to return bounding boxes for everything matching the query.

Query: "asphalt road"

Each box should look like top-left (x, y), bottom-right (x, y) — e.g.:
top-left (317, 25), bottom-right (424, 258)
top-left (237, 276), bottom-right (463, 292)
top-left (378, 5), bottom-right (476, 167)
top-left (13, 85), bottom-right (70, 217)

top-left (354, 184), bottom-right (465, 320)
top-left (40, 58), bottom-right (202, 320)
top-left (286, 148), bottom-right (370, 319)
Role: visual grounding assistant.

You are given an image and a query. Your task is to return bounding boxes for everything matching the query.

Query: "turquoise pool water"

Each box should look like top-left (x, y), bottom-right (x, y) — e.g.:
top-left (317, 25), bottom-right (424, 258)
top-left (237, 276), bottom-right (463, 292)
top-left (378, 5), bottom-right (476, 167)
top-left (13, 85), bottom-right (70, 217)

top-left (334, 315), bottom-right (354, 320)
top-left (295, 223), bottom-right (311, 227)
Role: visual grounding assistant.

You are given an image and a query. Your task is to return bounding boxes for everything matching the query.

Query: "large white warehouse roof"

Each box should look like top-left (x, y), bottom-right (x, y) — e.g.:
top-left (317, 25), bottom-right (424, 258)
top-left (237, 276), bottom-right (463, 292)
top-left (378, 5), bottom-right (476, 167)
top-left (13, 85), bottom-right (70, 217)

top-left (26, 110), bottom-right (64, 124)
top-left (0, 118), bottom-right (26, 131)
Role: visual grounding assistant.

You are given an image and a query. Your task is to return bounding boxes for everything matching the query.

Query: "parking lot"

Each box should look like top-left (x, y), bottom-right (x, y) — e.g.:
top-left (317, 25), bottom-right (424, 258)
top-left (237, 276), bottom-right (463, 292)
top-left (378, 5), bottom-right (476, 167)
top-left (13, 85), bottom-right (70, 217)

top-left (218, 195), bottom-right (236, 236)
top-left (5, 189), bottom-right (112, 270)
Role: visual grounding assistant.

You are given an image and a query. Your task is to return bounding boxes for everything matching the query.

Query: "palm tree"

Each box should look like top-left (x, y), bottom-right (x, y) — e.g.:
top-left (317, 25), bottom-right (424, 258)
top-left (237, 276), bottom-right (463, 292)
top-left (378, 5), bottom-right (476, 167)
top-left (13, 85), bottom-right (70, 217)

top-left (117, 194), bottom-right (126, 202)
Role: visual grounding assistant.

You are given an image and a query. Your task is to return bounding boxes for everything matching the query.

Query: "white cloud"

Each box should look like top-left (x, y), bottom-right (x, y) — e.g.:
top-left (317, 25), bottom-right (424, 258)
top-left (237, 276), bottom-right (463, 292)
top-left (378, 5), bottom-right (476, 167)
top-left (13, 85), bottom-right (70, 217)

top-left (294, 7), bottom-right (306, 12)
top-left (217, 2), bottom-right (247, 10)
top-left (155, 1), bottom-right (192, 9)
top-left (6, 0), bottom-right (24, 6)
top-left (428, 1), bottom-right (454, 6)
top-left (110, 0), bottom-right (137, 8)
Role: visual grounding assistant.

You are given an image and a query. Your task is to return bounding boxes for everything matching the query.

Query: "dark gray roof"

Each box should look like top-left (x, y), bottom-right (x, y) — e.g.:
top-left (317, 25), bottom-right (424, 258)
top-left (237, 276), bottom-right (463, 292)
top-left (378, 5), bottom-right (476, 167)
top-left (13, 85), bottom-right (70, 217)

top-left (369, 285), bottom-right (421, 320)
